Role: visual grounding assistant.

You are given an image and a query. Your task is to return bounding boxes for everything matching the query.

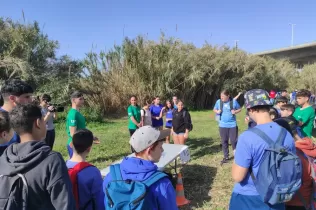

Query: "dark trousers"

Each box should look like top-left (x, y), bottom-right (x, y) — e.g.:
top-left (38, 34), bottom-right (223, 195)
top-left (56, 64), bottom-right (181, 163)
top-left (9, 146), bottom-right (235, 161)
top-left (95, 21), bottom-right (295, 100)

top-left (129, 129), bottom-right (137, 153)
top-left (219, 127), bottom-right (238, 158)
top-left (44, 129), bottom-right (55, 150)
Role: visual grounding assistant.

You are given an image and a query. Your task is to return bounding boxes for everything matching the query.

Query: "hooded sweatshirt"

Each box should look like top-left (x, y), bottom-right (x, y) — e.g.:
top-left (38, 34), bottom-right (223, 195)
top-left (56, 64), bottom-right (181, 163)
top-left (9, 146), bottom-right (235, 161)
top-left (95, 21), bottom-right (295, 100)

top-left (103, 157), bottom-right (178, 210)
top-left (0, 141), bottom-right (76, 210)
top-left (286, 138), bottom-right (316, 208)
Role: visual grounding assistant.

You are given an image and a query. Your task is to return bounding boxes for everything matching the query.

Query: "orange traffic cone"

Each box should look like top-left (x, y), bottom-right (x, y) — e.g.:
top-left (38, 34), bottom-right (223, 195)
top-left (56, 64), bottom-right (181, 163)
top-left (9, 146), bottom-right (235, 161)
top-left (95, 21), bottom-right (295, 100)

top-left (176, 173), bottom-right (190, 206)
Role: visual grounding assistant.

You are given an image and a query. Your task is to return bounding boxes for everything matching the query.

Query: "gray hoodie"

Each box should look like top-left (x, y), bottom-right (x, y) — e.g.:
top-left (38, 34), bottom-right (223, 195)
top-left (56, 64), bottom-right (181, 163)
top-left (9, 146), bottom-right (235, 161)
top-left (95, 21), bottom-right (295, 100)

top-left (0, 141), bottom-right (76, 210)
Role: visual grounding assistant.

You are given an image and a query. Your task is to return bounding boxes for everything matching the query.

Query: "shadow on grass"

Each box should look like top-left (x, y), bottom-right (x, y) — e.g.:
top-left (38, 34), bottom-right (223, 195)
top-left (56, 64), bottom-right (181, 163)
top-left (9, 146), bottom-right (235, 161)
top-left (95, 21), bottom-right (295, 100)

top-left (180, 164), bottom-right (217, 210)
top-left (187, 137), bottom-right (222, 160)
top-left (88, 152), bottom-right (130, 164)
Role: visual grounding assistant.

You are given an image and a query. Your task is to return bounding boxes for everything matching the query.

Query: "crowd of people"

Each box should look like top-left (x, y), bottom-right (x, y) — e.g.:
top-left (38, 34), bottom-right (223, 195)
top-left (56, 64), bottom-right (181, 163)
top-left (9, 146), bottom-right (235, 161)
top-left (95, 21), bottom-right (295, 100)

top-left (1, 78), bottom-right (316, 210)
top-left (214, 88), bottom-right (316, 210)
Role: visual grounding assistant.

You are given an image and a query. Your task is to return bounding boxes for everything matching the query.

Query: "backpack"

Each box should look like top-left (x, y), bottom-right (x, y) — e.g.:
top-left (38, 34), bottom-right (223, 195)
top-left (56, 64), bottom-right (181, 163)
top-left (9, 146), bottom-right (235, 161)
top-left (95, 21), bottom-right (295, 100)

top-left (296, 149), bottom-right (316, 210)
top-left (219, 99), bottom-right (234, 121)
top-left (68, 162), bottom-right (96, 210)
top-left (0, 173), bottom-right (28, 210)
top-left (249, 127), bottom-right (302, 205)
top-left (105, 164), bottom-right (168, 210)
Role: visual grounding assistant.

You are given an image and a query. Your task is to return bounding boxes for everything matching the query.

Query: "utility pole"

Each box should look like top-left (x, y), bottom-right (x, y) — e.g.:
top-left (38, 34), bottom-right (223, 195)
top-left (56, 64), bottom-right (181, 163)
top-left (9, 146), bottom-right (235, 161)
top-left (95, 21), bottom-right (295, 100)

top-left (234, 40), bottom-right (239, 50)
top-left (289, 23), bottom-right (296, 47)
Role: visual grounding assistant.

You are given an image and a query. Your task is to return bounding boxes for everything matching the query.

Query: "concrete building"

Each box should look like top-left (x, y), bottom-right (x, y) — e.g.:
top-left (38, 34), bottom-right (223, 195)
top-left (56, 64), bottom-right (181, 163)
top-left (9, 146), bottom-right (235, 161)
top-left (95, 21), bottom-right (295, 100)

top-left (254, 41), bottom-right (316, 69)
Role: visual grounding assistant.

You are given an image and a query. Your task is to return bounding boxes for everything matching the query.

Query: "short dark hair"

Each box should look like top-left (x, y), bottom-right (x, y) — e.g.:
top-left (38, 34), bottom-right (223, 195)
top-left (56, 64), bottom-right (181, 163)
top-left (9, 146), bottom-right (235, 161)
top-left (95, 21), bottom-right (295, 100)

top-left (275, 96), bottom-right (288, 104)
top-left (248, 105), bottom-right (271, 113)
top-left (281, 90), bottom-right (287, 93)
top-left (72, 129), bottom-right (93, 154)
top-left (10, 103), bottom-right (42, 135)
top-left (0, 112), bottom-right (11, 133)
top-left (281, 104), bottom-right (295, 113)
top-left (221, 90), bottom-right (230, 96)
top-left (41, 94), bottom-right (51, 102)
top-left (296, 89), bottom-right (311, 98)
top-left (269, 107), bottom-right (278, 119)
top-left (1, 79), bottom-right (33, 100)
top-left (70, 91), bottom-right (83, 99)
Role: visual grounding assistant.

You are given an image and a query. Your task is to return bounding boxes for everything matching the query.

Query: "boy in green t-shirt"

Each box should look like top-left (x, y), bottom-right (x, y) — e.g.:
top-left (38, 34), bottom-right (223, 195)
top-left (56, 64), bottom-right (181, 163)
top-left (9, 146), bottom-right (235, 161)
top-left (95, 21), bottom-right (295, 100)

top-left (66, 91), bottom-right (99, 158)
top-left (293, 89), bottom-right (315, 138)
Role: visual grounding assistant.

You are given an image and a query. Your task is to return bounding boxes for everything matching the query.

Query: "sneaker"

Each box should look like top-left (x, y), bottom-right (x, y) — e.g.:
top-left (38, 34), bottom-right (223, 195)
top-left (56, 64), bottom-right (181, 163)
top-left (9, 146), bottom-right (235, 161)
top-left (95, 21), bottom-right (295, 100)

top-left (220, 157), bottom-right (230, 166)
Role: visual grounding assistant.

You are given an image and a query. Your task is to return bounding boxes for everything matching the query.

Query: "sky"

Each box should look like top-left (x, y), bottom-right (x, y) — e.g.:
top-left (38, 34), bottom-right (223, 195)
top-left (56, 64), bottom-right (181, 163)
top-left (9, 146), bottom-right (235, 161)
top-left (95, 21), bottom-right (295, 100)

top-left (1, 0), bottom-right (316, 59)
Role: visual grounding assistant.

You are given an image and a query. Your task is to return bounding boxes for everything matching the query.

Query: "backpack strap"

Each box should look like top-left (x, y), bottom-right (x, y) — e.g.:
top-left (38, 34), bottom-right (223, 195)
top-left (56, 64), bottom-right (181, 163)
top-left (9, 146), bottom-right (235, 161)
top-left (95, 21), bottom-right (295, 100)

top-left (110, 164), bottom-right (123, 180)
top-left (275, 128), bottom-right (287, 147)
top-left (230, 100), bottom-right (234, 110)
top-left (142, 171), bottom-right (168, 187)
top-left (68, 162), bottom-right (93, 209)
top-left (249, 127), bottom-right (274, 147)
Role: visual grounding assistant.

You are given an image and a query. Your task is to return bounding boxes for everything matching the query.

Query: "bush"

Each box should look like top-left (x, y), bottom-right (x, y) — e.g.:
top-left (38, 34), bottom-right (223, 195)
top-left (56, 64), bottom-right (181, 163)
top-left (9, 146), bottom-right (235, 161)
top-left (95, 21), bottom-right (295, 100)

top-left (77, 34), bottom-right (295, 114)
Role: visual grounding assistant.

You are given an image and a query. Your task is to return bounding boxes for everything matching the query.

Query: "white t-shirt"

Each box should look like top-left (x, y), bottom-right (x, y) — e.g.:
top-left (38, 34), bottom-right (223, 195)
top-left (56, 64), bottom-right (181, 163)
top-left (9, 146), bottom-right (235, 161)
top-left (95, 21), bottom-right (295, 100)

top-left (141, 109), bottom-right (152, 126)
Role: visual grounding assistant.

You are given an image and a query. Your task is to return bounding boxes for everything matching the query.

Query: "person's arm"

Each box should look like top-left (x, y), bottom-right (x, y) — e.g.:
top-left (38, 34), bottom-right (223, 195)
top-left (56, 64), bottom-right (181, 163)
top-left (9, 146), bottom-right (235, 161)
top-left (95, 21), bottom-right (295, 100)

top-left (213, 100), bottom-right (221, 115)
top-left (43, 112), bottom-right (53, 123)
top-left (128, 106), bottom-right (140, 127)
top-left (47, 154), bottom-right (76, 210)
top-left (53, 112), bottom-right (57, 120)
top-left (233, 92), bottom-right (242, 101)
top-left (155, 179), bottom-right (178, 210)
top-left (183, 111), bottom-right (190, 139)
top-left (232, 100), bottom-right (242, 114)
top-left (140, 110), bottom-right (145, 126)
top-left (92, 169), bottom-right (106, 210)
top-left (232, 133), bottom-right (252, 183)
top-left (159, 107), bottom-right (166, 118)
top-left (68, 111), bottom-right (78, 138)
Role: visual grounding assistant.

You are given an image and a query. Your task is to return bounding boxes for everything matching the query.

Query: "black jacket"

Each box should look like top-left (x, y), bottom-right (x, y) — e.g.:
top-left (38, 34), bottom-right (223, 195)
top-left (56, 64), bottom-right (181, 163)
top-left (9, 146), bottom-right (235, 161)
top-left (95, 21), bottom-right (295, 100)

top-left (172, 109), bottom-right (190, 133)
top-left (0, 141), bottom-right (76, 210)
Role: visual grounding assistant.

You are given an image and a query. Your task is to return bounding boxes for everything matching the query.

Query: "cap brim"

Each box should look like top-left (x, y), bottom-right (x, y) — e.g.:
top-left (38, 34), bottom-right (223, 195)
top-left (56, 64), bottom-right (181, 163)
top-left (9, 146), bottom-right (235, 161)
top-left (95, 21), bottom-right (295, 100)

top-left (157, 129), bottom-right (171, 141)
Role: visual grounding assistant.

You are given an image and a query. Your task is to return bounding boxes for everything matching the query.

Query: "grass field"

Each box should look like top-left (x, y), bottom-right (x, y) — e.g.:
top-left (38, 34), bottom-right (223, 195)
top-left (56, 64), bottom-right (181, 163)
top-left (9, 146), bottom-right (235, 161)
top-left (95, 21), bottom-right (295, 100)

top-left (54, 110), bottom-right (248, 210)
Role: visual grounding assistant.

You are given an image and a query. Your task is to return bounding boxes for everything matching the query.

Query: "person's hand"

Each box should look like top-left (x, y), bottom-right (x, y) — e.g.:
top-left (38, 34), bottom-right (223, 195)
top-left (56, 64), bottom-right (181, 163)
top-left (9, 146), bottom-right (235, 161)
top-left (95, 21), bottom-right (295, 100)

top-left (162, 107), bottom-right (166, 110)
top-left (93, 136), bottom-right (100, 144)
top-left (156, 117), bottom-right (160, 120)
top-left (245, 116), bottom-right (250, 123)
top-left (137, 123), bottom-right (142, 127)
top-left (231, 109), bottom-right (236, 115)
top-left (184, 133), bottom-right (189, 139)
top-left (217, 110), bottom-right (222, 114)
top-left (47, 106), bottom-right (54, 113)
top-left (298, 121), bottom-right (303, 126)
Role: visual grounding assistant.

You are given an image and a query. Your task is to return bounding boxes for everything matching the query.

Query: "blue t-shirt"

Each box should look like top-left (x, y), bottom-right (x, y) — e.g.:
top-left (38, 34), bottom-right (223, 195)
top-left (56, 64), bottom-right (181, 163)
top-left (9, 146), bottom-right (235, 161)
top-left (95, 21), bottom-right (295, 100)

top-left (233, 122), bottom-right (296, 196)
top-left (213, 99), bottom-right (240, 128)
top-left (150, 104), bottom-right (164, 127)
top-left (66, 161), bottom-right (105, 210)
top-left (0, 107), bottom-right (20, 147)
top-left (165, 108), bottom-right (173, 127)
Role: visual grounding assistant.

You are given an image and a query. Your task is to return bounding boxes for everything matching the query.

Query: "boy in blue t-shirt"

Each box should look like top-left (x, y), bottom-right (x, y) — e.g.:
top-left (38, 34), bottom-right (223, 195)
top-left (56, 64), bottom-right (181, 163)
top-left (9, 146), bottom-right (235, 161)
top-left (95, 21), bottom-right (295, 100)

top-left (230, 89), bottom-right (296, 210)
top-left (66, 129), bottom-right (105, 210)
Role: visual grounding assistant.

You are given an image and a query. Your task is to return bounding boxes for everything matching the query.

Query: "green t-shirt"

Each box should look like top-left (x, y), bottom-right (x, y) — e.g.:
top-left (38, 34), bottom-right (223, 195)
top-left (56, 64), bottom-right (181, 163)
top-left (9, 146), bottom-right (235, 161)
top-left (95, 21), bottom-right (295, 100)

top-left (127, 105), bottom-right (141, 130)
top-left (66, 108), bottom-right (86, 145)
top-left (293, 106), bottom-right (315, 138)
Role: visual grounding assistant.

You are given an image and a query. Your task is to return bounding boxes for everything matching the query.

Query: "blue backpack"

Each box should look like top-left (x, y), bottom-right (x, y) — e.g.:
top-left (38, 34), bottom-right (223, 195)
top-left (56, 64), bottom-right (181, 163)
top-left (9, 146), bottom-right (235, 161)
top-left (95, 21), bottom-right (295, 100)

top-left (105, 164), bottom-right (168, 210)
top-left (249, 127), bottom-right (302, 205)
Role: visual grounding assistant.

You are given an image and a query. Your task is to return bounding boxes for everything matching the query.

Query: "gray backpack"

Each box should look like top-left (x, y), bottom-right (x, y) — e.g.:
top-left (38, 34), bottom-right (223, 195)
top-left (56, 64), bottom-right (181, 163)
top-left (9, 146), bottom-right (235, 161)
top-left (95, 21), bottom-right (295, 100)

top-left (0, 173), bottom-right (28, 210)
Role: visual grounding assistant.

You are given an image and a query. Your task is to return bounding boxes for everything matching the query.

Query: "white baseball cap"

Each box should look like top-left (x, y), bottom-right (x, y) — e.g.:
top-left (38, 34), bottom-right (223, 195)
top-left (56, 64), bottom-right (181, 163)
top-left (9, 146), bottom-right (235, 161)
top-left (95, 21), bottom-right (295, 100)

top-left (129, 126), bottom-right (170, 153)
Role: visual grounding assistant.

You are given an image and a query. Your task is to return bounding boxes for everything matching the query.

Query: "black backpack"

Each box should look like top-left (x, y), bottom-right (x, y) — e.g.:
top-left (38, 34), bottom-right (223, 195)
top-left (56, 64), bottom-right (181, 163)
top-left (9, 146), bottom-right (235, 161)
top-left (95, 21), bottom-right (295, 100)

top-left (219, 99), bottom-right (234, 120)
top-left (0, 173), bottom-right (28, 210)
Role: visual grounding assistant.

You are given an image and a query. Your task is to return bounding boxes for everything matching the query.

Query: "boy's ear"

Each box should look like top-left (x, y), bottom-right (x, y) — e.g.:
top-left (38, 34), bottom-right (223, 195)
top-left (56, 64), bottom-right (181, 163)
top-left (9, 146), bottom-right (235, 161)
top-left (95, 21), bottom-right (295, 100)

top-left (35, 118), bottom-right (42, 129)
top-left (86, 146), bottom-right (92, 153)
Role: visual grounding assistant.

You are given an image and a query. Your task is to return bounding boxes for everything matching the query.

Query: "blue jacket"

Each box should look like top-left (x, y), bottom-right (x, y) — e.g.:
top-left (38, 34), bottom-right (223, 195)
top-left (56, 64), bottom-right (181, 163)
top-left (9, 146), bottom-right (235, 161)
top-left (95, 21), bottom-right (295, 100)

top-left (103, 157), bottom-right (178, 210)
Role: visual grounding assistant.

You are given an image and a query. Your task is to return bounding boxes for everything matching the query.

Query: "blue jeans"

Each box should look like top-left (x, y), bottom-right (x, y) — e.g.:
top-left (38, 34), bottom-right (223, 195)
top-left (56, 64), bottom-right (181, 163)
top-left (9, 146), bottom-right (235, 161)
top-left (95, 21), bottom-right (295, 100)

top-left (67, 144), bottom-right (73, 158)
